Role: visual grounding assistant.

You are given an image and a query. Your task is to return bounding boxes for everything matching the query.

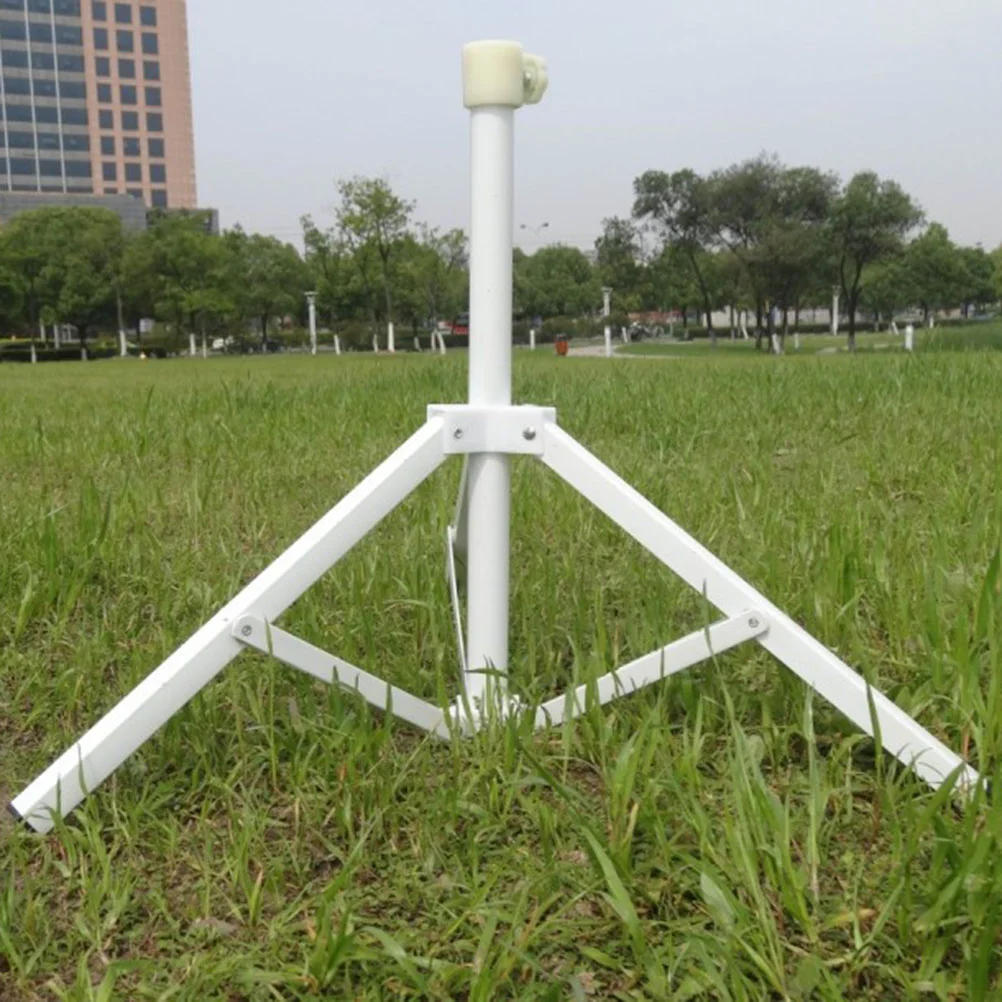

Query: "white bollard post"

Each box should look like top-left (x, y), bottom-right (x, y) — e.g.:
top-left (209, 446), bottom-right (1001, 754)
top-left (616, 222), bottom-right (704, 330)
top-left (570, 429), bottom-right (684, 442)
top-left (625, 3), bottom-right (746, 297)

top-left (904, 323), bottom-right (914, 352)
top-left (189, 333), bottom-right (197, 357)
top-left (306, 292), bottom-right (318, 356)
top-left (118, 326), bottom-right (127, 358)
top-left (604, 325), bottom-right (612, 357)
top-left (387, 321), bottom-right (396, 353)
top-left (831, 288), bottom-right (840, 336)
top-left (334, 334), bottom-right (341, 356)
top-left (529, 327), bottom-right (536, 351)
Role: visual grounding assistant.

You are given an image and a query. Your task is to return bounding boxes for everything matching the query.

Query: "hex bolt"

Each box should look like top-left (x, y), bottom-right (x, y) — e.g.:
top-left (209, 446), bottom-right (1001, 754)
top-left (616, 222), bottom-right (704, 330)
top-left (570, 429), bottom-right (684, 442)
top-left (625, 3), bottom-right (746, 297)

top-left (749, 617), bottom-right (760, 629)
top-left (240, 624), bottom-right (252, 637)
top-left (453, 428), bottom-right (464, 440)
top-left (523, 427), bottom-right (537, 441)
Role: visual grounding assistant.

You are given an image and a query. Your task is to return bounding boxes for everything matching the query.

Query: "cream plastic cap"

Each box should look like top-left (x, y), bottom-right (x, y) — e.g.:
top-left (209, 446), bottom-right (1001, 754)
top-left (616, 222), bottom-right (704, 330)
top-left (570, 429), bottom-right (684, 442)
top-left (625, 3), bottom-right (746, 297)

top-left (462, 40), bottom-right (548, 109)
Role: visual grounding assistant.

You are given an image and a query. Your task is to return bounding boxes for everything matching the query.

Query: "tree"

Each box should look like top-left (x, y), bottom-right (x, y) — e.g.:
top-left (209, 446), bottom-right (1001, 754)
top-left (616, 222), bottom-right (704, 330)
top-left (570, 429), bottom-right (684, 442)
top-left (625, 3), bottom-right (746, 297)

top-left (224, 229), bottom-right (309, 346)
top-left (903, 224), bottom-right (967, 324)
top-left (957, 245), bottom-right (996, 314)
top-left (861, 257), bottom-right (911, 328)
top-left (830, 172), bottom-right (922, 350)
top-left (993, 246), bottom-right (1002, 302)
top-left (336, 176), bottom-right (414, 342)
top-left (594, 217), bottom-right (643, 312)
top-left (633, 169), bottom-right (720, 340)
top-left (514, 245), bottom-right (599, 319)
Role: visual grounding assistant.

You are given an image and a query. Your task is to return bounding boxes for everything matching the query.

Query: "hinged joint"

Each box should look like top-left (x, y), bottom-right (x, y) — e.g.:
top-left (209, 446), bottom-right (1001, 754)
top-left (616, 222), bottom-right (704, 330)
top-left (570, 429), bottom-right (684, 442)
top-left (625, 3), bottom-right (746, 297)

top-left (428, 405), bottom-right (556, 456)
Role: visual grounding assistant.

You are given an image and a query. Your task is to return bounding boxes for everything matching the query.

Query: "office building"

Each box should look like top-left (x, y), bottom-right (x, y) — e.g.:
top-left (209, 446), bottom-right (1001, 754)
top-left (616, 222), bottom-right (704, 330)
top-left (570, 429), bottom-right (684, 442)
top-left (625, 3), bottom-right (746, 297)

top-left (0, 0), bottom-right (196, 210)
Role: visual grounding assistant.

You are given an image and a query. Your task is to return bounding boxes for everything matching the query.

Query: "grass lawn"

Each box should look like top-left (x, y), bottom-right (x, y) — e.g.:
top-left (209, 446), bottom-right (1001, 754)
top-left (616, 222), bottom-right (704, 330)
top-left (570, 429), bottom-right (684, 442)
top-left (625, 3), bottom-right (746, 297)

top-left (1, 344), bottom-right (1001, 1000)
top-left (618, 322), bottom-right (1002, 358)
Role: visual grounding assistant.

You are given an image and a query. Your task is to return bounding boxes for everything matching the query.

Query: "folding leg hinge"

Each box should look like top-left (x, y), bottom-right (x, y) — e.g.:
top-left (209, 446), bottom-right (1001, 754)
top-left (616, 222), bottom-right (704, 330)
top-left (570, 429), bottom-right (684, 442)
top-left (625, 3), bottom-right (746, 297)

top-left (428, 405), bottom-right (557, 455)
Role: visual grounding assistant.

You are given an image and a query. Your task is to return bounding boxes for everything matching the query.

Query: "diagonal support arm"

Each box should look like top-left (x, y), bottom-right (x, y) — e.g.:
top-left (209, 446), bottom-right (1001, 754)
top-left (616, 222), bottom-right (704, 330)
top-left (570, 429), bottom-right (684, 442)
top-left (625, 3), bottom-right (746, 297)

top-left (11, 420), bottom-right (448, 833)
top-left (540, 424), bottom-right (977, 792)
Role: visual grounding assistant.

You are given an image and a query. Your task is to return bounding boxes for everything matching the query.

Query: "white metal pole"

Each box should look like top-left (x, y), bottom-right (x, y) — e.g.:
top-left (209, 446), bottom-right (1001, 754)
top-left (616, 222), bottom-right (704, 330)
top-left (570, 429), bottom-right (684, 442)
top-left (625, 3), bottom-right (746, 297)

top-left (306, 293), bottom-right (318, 356)
top-left (465, 103), bottom-right (514, 709)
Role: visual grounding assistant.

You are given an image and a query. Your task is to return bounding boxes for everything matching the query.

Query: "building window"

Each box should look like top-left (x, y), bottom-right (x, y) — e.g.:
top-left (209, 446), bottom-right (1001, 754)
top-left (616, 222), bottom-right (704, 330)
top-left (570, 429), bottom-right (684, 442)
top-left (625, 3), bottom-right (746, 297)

top-left (10, 158), bottom-right (36, 175)
top-left (5, 105), bottom-right (30, 122)
top-left (144, 85), bottom-right (160, 106)
top-left (140, 31), bottom-right (156, 54)
top-left (98, 108), bottom-right (113, 128)
top-left (97, 82), bottom-right (112, 102)
top-left (139, 4), bottom-right (154, 26)
top-left (120, 83), bottom-right (136, 104)
top-left (102, 161), bottom-right (117, 181)
top-left (124, 161), bottom-right (141, 182)
top-left (32, 51), bottom-right (57, 70)
top-left (3, 50), bottom-right (28, 68)
top-left (58, 80), bottom-right (86, 100)
top-left (63, 134), bottom-right (90, 152)
top-left (95, 55), bottom-right (110, 76)
top-left (8, 131), bottom-right (34, 148)
top-left (39, 159), bottom-right (62, 177)
top-left (93, 26), bottom-right (108, 49)
top-left (149, 163), bottom-right (165, 184)
top-left (92, 0), bottom-right (106, 19)
top-left (100, 135), bottom-right (114, 155)
top-left (0, 22), bottom-right (27, 42)
top-left (103, 187), bottom-right (118, 195)
top-left (126, 188), bottom-right (142, 198)
top-left (116, 28), bottom-right (133, 51)
top-left (62, 107), bottom-right (88, 125)
top-left (35, 79), bottom-right (58, 98)
top-left (145, 111), bottom-right (161, 131)
top-left (28, 0), bottom-right (51, 11)
top-left (65, 160), bottom-right (91, 177)
top-left (118, 57), bottom-right (135, 77)
top-left (54, 24), bottom-right (82, 45)
top-left (58, 53), bottom-right (86, 73)
top-left (147, 137), bottom-right (163, 157)
top-left (3, 77), bottom-right (30, 95)
top-left (121, 109), bottom-right (138, 129)
top-left (151, 188), bottom-right (167, 207)
top-left (54, 0), bottom-right (81, 12)
top-left (114, 2), bottom-right (130, 22)
top-left (123, 135), bottom-right (139, 156)
top-left (142, 60), bottom-right (158, 81)
top-left (28, 21), bottom-right (52, 43)
top-left (35, 105), bottom-right (58, 123)
top-left (37, 132), bottom-right (61, 151)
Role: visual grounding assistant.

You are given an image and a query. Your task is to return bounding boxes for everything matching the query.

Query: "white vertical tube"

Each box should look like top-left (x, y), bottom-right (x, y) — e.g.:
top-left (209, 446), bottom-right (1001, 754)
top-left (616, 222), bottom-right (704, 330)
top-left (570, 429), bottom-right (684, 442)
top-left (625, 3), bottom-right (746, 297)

top-left (387, 321), bottom-right (396, 353)
top-left (465, 105), bottom-right (513, 709)
top-left (307, 295), bottom-right (318, 356)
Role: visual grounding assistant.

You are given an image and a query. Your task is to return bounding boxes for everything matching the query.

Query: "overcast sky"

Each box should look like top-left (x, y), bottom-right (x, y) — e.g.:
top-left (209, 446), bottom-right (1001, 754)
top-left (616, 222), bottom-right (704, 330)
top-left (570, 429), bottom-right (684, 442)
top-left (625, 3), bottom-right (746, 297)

top-left (187, 0), bottom-right (1002, 252)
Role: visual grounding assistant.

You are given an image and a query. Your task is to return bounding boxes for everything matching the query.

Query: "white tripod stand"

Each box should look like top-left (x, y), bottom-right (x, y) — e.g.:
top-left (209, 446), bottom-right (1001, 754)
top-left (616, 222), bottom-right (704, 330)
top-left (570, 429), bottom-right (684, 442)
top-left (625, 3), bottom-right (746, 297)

top-left (12, 41), bottom-right (975, 834)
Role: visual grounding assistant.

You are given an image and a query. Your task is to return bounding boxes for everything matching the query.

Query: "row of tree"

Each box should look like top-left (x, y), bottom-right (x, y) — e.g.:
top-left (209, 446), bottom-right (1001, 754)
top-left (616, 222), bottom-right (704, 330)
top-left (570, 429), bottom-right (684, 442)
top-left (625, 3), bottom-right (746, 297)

top-left (0, 156), bottom-right (999, 356)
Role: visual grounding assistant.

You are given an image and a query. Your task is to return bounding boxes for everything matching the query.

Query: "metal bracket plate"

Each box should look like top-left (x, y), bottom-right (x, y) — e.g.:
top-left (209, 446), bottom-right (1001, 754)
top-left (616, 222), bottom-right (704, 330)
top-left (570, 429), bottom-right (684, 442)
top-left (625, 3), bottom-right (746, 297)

top-left (428, 405), bottom-right (556, 456)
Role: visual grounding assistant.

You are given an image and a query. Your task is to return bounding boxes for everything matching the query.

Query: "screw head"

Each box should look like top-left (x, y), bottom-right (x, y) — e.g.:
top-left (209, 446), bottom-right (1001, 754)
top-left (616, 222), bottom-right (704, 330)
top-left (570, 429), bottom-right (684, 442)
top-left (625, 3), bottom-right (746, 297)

top-left (523, 427), bottom-right (537, 441)
top-left (748, 617), bottom-right (760, 629)
top-left (453, 428), bottom-right (464, 440)
top-left (240, 624), bottom-right (252, 637)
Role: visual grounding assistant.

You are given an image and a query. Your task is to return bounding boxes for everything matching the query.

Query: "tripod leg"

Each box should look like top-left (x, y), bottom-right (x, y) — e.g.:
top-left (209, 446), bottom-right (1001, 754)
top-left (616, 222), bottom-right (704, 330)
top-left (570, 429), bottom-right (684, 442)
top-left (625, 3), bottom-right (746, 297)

top-left (541, 424), bottom-right (976, 792)
top-left (11, 420), bottom-right (448, 833)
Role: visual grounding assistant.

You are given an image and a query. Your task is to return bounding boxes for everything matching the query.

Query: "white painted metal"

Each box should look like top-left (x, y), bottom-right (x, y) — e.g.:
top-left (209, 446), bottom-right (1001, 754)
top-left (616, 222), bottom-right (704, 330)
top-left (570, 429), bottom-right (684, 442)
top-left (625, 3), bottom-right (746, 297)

top-left (11, 420), bottom-right (448, 832)
top-left (465, 104), bottom-right (514, 710)
top-left (429, 404), bottom-right (554, 457)
top-left (604, 326), bottom-right (612, 357)
top-left (306, 292), bottom-right (318, 356)
top-left (233, 617), bottom-right (449, 735)
top-left (535, 613), bottom-right (766, 727)
top-left (387, 321), bottom-right (396, 353)
top-left (445, 525), bottom-right (468, 675)
top-left (540, 422), bottom-right (976, 791)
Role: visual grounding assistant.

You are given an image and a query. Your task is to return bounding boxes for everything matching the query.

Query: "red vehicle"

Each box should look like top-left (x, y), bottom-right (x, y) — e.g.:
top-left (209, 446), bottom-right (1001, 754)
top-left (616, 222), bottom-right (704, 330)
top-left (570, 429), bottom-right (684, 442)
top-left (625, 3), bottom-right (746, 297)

top-left (451, 313), bottom-right (469, 336)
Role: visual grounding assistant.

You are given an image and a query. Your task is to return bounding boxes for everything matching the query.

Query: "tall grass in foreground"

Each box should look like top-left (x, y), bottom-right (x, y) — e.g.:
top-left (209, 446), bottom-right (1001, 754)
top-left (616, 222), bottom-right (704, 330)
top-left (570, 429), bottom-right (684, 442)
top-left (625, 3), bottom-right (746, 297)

top-left (1, 346), bottom-right (1001, 999)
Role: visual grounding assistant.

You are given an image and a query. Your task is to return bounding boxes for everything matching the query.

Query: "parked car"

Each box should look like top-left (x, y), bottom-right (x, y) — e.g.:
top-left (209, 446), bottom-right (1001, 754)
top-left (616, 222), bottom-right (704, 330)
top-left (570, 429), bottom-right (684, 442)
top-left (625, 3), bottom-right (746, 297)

top-left (452, 313), bottom-right (470, 336)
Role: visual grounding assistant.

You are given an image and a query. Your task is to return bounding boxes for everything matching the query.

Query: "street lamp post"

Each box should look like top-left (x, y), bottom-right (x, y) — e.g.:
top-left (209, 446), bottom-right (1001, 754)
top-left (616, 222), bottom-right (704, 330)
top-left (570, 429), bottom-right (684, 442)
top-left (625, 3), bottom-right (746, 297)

top-left (305, 292), bottom-right (318, 356)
